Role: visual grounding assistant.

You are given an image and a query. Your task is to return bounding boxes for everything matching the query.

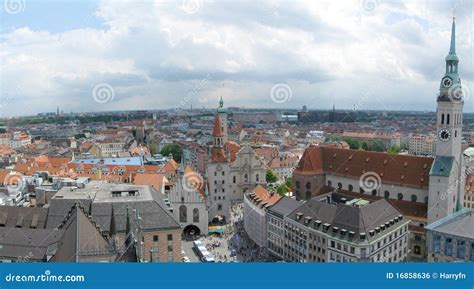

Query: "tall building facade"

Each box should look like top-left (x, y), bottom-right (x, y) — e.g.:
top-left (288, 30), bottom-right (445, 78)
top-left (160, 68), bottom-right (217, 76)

top-left (206, 98), bottom-right (267, 222)
top-left (427, 17), bottom-right (465, 224)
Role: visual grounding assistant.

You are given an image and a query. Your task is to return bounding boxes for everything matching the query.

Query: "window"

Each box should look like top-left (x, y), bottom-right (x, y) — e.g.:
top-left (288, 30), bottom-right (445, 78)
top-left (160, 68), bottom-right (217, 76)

top-left (233, 176), bottom-right (236, 183)
top-left (398, 193), bottom-right (403, 200)
top-left (372, 189), bottom-right (377, 196)
top-left (441, 113), bottom-right (444, 124)
top-left (411, 194), bottom-right (417, 202)
top-left (167, 255), bottom-right (173, 262)
top-left (470, 243), bottom-right (474, 261)
top-left (193, 208), bottom-right (199, 223)
top-left (244, 174), bottom-right (248, 182)
top-left (179, 205), bottom-right (187, 222)
top-left (424, 196), bottom-right (428, 204)
top-left (384, 191), bottom-right (390, 199)
top-left (306, 182), bottom-right (311, 190)
top-left (168, 245), bottom-right (173, 252)
top-left (457, 240), bottom-right (465, 259)
top-left (447, 114), bottom-right (450, 125)
top-left (256, 174), bottom-right (259, 182)
top-left (348, 184), bottom-right (353, 192)
top-left (328, 180), bottom-right (332, 187)
top-left (153, 235), bottom-right (159, 242)
top-left (296, 181), bottom-right (300, 189)
top-left (445, 238), bottom-right (453, 256)
top-left (414, 245), bottom-right (421, 255)
top-left (167, 234), bottom-right (173, 241)
top-left (337, 182), bottom-right (342, 189)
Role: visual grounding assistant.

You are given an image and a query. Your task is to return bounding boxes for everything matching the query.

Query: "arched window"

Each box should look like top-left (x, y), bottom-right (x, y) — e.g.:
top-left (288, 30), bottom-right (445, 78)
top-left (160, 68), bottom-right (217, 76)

top-left (360, 188), bottom-right (364, 193)
top-left (414, 245), bottom-right (421, 255)
top-left (337, 182), bottom-right (342, 189)
top-left (441, 113), bottom-right (444, 124)
top-left (305, 191), bottom-right (311, 200)
top-left (384, 191), bottom-right (390, 199)
top-left (296, 181), bottom-right (300, 189)
top-left (244, 174), bottom-right (248, 182)
top-left (348, 184), bottom-right (353, 192)
top-left (306, 182), bottom-right (312, 190)
top-left (233, 176), bottom-right (236, 183)
top-left (179, 205), bottom-right (187, 223)
top-left (193, 208), bottom-right (199, 223)
top-left (372, 189), bottom-right (377, 196)
top-left (424, 196), bottom-right (428, 204)
top-left (411, 194), bottom-right (417, 202)
top-left (447, 114), bottom-right (450, 125)
top-left (256, 174), bottom-right (259, 182)
top-left (397, 193), bottom-right (403, 200)
top-left (328, 180), bottom-right (332, 187)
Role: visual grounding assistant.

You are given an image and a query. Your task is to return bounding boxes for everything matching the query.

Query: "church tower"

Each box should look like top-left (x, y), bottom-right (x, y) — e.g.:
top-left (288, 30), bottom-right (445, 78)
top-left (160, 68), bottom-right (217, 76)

top-left (217, 96), bottom-right (228, 144)
top-left (428, 18), bottom-right (465, 224)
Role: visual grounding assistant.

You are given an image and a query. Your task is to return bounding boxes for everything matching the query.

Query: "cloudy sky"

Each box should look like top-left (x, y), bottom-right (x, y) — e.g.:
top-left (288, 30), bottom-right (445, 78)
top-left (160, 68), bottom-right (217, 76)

top-left (0, 0), bottom-right (473, 116)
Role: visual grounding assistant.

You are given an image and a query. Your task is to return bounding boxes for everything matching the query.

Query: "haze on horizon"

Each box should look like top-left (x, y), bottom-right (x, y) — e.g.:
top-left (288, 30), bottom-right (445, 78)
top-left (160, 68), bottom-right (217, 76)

top-left (0, 0), bottom-right (473, 117)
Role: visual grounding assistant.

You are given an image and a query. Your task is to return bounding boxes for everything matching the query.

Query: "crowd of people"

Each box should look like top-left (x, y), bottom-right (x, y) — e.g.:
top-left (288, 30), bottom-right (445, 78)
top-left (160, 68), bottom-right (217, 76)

top-left (198, 203), bottom-right (271, 262)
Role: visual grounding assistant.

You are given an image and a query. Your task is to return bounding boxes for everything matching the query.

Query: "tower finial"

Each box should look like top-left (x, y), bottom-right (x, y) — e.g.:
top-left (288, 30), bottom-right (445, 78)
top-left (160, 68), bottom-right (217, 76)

top-left (219, 96), bottom-right (224, 108)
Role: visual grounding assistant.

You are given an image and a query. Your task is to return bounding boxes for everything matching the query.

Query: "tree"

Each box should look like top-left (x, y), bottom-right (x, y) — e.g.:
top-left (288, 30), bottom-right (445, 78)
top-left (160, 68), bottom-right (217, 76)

top-left (371, 140), bottom-right (386, 152)
top-left (400, 142), bottom-right (409, 151)
top-left (344, 137), bottom-right (360, 150)
top-left (160, 144), bottom-right (182, 162)
top-left (266, 169), bottom-right (278, 183)
top-left (277, 184), bottom-right (289, 196)
top-left (148, 142), bottom-right (158, 155)
top-left (387, 145), bottom-right (400, 154)
top-left (284, 176), bottom-right (292, 188)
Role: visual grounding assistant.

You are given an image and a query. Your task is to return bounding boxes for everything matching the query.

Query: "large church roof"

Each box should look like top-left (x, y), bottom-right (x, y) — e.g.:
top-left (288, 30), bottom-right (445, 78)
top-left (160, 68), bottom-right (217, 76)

top-left (294, 146), bottom-right (434, 189)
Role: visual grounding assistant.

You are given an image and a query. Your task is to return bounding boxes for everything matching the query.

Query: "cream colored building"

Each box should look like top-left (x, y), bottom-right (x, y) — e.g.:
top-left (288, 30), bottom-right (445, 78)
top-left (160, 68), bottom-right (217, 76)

top-left (409, 134), bottom-right (436, 156)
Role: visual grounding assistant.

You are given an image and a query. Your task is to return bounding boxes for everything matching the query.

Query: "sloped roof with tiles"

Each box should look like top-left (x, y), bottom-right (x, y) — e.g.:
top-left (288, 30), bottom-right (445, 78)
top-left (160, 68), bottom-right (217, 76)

top-left (295, 146), bottom-right (433, 189)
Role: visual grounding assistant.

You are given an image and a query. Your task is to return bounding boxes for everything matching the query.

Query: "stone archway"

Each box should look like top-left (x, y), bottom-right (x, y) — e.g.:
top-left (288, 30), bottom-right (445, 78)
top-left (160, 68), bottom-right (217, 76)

top-left (183, 224), bottom-right (201, 240)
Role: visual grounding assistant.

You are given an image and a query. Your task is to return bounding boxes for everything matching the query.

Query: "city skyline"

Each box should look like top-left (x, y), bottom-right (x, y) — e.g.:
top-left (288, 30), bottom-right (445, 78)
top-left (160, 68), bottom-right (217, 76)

top-left (0, 0), bottom-right (473, 116)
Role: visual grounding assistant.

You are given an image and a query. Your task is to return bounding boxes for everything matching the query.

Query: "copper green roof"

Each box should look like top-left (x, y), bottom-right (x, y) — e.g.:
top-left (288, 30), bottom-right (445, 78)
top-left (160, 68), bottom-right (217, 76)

top-left (429, 156), bottom-right (454, 177)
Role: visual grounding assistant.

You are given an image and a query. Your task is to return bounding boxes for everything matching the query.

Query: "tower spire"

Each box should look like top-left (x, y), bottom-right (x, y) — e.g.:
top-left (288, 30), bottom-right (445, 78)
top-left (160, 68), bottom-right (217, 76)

top-left (449, 17), bottom-right (456, 55)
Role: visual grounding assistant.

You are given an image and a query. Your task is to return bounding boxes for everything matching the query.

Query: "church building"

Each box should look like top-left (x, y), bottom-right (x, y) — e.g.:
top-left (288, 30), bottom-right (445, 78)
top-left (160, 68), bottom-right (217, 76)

top-left (293, 18), bottom-right (466, 260)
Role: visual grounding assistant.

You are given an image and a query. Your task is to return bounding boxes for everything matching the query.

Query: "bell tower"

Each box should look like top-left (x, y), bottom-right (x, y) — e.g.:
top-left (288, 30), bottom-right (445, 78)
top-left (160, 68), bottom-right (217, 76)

top-left (435, 17), bottom-right (463, 161)
top-left (428, 17), bottom-right (465, 224)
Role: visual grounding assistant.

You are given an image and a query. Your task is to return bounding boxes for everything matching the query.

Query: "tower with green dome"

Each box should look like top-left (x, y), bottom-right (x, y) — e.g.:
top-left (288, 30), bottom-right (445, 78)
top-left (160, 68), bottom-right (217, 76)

top-left (428, 17), bottom-right (465, 224)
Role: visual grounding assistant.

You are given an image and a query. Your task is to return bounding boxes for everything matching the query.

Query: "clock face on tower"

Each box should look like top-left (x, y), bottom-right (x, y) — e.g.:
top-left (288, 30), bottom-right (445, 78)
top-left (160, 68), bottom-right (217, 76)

top-left (442, 77), bottom-right (452, 88)
top-left (438, 129), bottom-right (451, 142)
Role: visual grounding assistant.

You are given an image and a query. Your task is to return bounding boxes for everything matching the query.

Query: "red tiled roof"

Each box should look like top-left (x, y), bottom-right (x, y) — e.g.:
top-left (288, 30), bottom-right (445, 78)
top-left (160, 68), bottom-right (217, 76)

top-left (295, 146), bottom-right (433, 189)
top-left (254, 185), bottom-right (281, 206)
top-left (212, 113), bottom-right (224, 137)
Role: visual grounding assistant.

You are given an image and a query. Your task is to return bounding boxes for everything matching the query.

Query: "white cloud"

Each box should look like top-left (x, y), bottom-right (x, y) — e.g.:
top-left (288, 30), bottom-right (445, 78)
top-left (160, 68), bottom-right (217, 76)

top-left (0, 0), bottom-right (473, 116)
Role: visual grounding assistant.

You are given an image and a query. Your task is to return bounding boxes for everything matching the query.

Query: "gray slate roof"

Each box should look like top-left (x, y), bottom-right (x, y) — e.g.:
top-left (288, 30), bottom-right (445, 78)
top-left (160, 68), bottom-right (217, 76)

top-left (0, 206), bottom-right (49, 229)
top-left (287, 197), bottom-right (402, 242)
top-left (0, 227), bottom-right (62, 261)
top-left (268, 197), bottom-right (302, 218)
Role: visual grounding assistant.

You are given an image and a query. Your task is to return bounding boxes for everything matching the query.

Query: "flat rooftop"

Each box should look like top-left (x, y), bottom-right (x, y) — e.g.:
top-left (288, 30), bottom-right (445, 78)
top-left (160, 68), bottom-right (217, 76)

top-left (53, 181), bottom-right (155, 203)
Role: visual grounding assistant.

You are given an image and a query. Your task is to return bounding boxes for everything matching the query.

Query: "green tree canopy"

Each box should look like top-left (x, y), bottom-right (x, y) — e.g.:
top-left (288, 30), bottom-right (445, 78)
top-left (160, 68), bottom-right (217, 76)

top-left (266, 169), bottom-right (278, 183)
top-left (160, 144), bottom-right (182, 162)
